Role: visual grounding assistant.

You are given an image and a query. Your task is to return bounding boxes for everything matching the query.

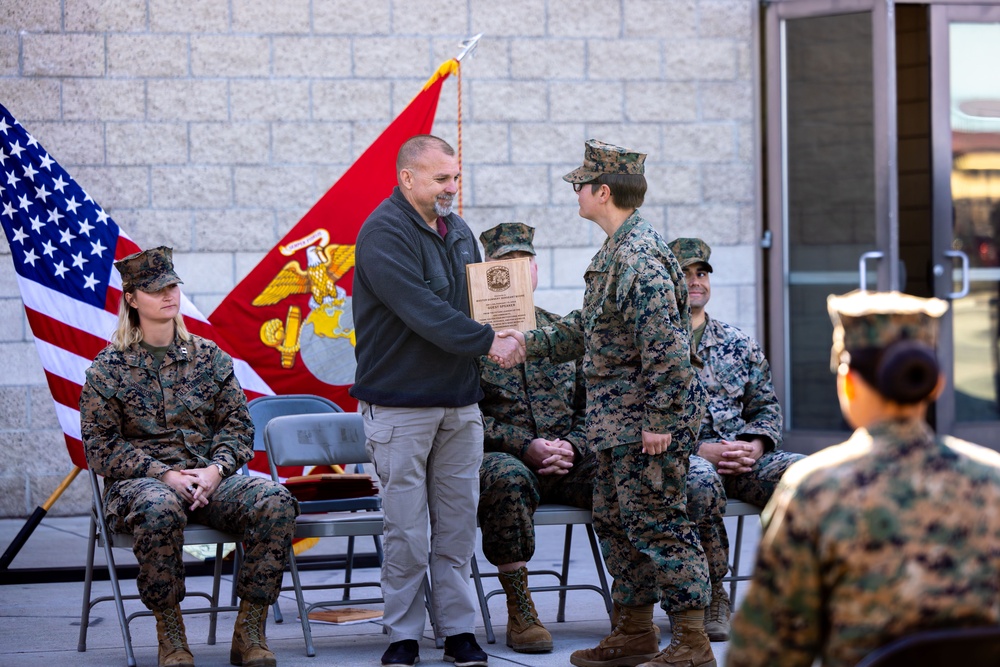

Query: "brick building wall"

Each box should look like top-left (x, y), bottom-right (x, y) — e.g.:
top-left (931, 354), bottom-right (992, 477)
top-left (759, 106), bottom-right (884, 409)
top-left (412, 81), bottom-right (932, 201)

top-left (0, 0), bottom-right (758, 516)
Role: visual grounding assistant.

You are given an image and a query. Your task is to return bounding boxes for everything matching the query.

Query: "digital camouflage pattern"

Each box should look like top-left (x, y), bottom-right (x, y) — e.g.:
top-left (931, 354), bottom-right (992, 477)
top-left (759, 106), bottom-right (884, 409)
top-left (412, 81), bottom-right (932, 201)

top-left (479, 307), bottom-right (595, 566)
top-left (594, 445), bottom-right (708, 609)
top-left (686, 455), bottom-right (728, 586)
top-left (525, 210), bottom-right (709, 610)
top-left (667, 237), bottom-right (714, 273)
top-left (688, 314), bottom-right (802, 593)
top-left (525, 211), bottom-right (704, 453)
top-left (694, 315), bottom-right (782, 453)
top-left (562, 139), bottom-right (646, 183)
top-left (80, 333), bottom-right (297, 610)
top-left (726, 419), bottom-right (1000, 667)
top-left (103, 473), bottom-right (296, 610)
top-left (828, 290), bottom-right (948, 371)
top-left (114, 245), bottom-right (183, 292)
top-left (479, 222), bottom-right (536, 259)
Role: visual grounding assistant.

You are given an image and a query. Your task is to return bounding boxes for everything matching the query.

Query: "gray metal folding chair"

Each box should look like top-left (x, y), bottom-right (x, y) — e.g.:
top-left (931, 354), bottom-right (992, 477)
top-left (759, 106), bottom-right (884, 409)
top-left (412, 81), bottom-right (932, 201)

top-left (246, 394), bottom-right (382, 618)
top-left (77, 468), bottom-right (242, 667)
top-left (262, 411), bottom-right (387, 657)
top-left (721, 499), bottom-right (761, 601)
top-left (471, 503), bottom-right (613, 644)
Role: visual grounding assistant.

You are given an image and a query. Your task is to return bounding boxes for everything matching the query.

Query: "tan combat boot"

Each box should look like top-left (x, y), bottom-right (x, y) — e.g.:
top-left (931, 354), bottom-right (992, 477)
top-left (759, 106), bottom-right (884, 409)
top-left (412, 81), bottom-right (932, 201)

top-left (636, 609), bottom-right (716, 667)
top-left (498, 567), bottom-right (553, 653)
top-left (152, 606), bottom-right (194, 667)
top-left (230, 599), bottom-right (276, 667)
top-left (570, 603), bottom-right (659, 667)
top-left (704, 583), bottom-right (731, 642)
top-left (611, 601), bottom-right (662, 642)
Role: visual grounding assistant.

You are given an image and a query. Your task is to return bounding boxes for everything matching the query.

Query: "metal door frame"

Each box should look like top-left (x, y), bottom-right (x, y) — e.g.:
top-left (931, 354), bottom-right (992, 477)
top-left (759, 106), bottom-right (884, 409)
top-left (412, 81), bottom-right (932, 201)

top-left (929, 2), bottom-right (1000, 445)
top-left (763, 0), bottom-right (900, 453)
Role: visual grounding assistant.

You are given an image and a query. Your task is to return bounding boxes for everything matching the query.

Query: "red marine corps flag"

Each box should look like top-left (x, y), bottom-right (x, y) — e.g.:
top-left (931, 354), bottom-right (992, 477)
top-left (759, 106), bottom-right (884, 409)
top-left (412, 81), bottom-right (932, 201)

top-left (209, 60), bottom-right (461, 411)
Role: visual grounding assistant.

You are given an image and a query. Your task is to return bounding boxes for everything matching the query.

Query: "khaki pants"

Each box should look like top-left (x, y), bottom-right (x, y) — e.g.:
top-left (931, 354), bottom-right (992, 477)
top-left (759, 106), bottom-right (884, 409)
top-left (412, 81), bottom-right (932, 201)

top-left (360, 402), bottom-right (484, 643)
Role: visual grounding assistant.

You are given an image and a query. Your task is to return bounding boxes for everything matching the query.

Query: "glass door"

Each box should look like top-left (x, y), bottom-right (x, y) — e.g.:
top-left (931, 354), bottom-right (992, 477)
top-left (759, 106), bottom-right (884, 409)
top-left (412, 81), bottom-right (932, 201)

top-left (931, 5), bottom-right (1000, 450)
top-left (764, 0), bottom-right (897, 454)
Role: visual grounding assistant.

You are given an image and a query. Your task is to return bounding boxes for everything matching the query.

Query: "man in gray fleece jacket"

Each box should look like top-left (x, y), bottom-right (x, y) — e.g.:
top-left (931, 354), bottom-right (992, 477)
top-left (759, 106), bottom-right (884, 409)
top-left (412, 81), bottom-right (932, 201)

top-left (351, 134), bottom-right (524, 667)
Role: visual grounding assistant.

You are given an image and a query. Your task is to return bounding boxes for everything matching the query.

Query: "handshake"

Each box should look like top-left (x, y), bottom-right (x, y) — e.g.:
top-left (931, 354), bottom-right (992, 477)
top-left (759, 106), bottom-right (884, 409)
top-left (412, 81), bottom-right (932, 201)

top-left (488, 329), bottom-right (527, 369)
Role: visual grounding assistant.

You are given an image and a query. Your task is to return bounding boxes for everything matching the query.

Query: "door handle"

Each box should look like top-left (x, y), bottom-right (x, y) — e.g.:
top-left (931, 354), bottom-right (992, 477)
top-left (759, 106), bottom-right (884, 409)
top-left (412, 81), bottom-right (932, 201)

top-left (935, 249), bottom-right (970, 299)
top-left (858, 251), bottom-right (883, 291)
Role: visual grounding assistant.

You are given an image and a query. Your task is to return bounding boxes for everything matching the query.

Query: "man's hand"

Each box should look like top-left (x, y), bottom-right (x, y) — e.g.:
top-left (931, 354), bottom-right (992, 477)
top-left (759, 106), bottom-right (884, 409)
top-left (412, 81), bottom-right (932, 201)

top-left (489, 332), bottom-right (525, 369)
top-left (641, 430), bottom-right (672, 455)
top-left (525, 438), bottom-right (575, 475)
top-left (493, 329), bottom-right (526, 368)
top-left (698, 439), bottom-right (763, 475)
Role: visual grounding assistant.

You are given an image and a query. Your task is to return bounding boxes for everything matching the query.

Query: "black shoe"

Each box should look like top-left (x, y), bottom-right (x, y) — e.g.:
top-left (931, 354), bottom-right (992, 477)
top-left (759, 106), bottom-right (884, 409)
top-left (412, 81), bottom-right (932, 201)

top-left (443, 633), bottom-right (488, 667)
top-left (382, 639), bottom-right (420, 666)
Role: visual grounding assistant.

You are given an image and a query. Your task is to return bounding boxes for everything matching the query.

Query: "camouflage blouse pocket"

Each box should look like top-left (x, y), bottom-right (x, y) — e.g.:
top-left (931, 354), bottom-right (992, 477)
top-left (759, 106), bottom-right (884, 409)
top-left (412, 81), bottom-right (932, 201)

top-left (117, 373), bottom-right (159, 407)
top-left (715, 361), bottom-right (746, 400)
top-left (176, 370), bottom-right (219, 418)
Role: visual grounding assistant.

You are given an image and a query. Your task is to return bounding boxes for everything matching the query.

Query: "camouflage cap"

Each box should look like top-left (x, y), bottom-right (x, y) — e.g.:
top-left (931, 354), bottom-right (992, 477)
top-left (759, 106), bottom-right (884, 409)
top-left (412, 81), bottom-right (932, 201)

top-left (668, 237), bottom-right (714, 273)
top-left (563, 139), bottom-right (646, 184)
top-left (827, 290), bottom-right (948, 371)
top-left (114, 246), bottom-right (183, 292)
top-left (479, 222), bottom-right (535, 259)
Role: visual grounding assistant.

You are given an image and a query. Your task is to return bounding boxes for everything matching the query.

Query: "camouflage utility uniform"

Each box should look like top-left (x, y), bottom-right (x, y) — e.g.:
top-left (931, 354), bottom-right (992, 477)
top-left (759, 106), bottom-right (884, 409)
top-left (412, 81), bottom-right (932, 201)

top-left (687, 314), bottom-right (803, 589)
top-left (525, 211), bottom-right (710, 611)
top-left (80, 333), bottom-right (298, 611)
top-left (479, 307), bottom-right (596, 566)
top-left (727, 419), bottom-right (1000, 667)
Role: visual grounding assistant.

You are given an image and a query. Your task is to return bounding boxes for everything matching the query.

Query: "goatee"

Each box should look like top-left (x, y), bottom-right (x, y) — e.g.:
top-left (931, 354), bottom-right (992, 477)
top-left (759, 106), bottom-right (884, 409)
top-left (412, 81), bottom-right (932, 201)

top-left (434, 198), bottom-right (454, 217)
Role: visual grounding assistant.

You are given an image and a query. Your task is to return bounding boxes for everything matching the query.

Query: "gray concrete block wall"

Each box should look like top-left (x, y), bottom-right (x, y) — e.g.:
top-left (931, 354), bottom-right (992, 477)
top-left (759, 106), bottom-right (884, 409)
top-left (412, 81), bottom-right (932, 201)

top-left (0, 0), bottom-right (759, 516)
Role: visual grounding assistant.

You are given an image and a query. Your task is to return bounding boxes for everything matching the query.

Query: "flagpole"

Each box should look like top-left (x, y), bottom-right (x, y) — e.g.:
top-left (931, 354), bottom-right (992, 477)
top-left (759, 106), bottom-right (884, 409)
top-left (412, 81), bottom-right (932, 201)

top-left (452, 33), bottom-right (481, 217)
top-left (0, 466), bottom-right (82, 570)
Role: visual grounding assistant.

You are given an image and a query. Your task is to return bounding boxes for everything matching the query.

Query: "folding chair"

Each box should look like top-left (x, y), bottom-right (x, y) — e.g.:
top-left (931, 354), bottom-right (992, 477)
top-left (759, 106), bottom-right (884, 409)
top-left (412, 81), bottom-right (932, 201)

top-left (246, 394), bottom-right (382, 618)
top-left (262, 411), bottom-right (387, 657)
top-left (854, 625), bottom-right (1000, 667)
top-left (471, 503), bottom-right (613, 644)
top-left (77, 468), bottom-right (243, 667)
top-left (721, 499), bottom-right (761, 601)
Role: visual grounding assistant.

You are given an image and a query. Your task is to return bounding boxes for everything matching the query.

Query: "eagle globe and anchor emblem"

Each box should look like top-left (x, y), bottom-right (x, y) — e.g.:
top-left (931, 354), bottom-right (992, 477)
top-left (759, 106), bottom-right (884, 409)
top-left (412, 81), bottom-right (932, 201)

top-left (251, 229), bottom-right (357, 385)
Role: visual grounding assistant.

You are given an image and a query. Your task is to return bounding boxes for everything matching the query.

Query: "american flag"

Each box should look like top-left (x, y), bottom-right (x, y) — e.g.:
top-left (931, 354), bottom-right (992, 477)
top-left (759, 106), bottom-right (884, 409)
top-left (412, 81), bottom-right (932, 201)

top-left (0, 104), bottom-right (273, 469)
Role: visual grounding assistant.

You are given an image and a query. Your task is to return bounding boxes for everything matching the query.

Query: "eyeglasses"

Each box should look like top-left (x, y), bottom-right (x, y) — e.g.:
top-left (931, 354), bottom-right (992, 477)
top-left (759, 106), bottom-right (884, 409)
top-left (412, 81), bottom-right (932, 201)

top-left (572, 181), bottom-right (592, 193)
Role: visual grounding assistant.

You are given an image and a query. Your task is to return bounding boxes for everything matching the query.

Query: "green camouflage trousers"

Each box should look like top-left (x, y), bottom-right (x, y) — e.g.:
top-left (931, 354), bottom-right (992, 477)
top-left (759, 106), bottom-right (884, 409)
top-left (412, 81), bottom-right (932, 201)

top-left (105, 474), bottom-right (299, 611)
top-left (594, 445), bottom-right (710, 611)
top-left (478, 451), bottom-right (597, 565)
top-left (687, 450), bottom-right (806, 587)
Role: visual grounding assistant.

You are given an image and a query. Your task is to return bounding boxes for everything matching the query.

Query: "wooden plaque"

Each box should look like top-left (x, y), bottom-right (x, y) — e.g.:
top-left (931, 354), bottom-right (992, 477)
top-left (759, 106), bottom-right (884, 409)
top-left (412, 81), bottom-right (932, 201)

top-left (466, 257), bottom-right (536, 332)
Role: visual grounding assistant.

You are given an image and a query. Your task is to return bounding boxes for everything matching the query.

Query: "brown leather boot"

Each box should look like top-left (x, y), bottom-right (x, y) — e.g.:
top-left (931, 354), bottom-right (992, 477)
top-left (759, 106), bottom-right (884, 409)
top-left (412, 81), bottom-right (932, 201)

top-left (498, 567), bottom-right (553, 653)
top-left (636, 609), bottom-right (716, 667)
top-left (153, 606), bottom-right (194, 667)
top-left (230, 599), bottom-right (276, 667)
top-left (570, 603), bottom-right (659, 667)
top-left (704, 583), bottom-right (731, 642)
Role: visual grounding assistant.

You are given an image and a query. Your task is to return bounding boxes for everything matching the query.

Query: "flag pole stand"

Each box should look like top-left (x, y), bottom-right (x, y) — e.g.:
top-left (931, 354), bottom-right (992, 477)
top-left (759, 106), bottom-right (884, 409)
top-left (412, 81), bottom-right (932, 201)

top-left (0, 466), bottom-right (82, 570)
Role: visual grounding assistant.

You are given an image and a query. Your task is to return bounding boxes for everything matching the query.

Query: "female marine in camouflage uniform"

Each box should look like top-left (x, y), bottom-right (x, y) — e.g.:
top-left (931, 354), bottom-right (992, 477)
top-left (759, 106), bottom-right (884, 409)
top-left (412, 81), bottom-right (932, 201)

top-left (80, 247), bottom-right (298, 667)
top-left (727, 291), bottom-right (1000, 667)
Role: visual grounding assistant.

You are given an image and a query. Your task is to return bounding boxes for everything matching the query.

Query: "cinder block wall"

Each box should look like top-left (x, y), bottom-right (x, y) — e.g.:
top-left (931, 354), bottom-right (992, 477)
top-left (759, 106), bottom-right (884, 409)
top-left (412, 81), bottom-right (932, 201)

top-left (0, 0), bottom-right (758, 516)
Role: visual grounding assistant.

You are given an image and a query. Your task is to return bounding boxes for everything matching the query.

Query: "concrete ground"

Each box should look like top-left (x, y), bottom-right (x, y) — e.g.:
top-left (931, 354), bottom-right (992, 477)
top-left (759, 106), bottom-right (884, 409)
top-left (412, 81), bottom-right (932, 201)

top-left (0, 512), bottom-right (760, 667)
